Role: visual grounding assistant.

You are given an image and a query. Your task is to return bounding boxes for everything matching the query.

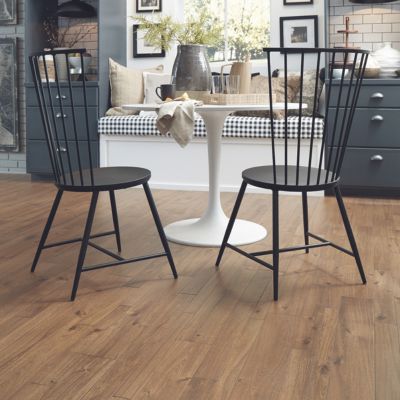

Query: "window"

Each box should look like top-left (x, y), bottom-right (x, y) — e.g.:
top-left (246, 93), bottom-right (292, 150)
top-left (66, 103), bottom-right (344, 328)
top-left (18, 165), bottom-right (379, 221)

top-left (184, 0), bottom-right (270, 62)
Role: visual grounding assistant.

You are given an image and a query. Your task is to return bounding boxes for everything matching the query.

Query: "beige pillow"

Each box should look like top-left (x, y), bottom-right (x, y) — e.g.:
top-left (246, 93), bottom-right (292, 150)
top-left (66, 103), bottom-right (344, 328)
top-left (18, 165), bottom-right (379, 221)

top-left (105, 107), bottom-right (138, 116)
top-left (293, 70), bottom-right (323, 116)
top-left (235, 75), bottom-right (300, 119)
top-left (109, 58), bottom-right (163, 108)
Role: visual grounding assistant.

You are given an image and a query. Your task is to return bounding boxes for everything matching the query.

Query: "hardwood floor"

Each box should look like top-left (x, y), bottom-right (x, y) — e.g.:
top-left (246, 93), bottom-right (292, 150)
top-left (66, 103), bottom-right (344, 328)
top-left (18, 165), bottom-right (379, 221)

top-left (0, 174), bottom-right (399, 399)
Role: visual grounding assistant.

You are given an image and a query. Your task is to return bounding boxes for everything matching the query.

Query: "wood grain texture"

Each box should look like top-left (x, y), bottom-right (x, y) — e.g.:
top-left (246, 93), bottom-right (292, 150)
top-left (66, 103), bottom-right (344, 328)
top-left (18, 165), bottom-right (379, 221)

top-left (0, 174), bottom-right (399, 399)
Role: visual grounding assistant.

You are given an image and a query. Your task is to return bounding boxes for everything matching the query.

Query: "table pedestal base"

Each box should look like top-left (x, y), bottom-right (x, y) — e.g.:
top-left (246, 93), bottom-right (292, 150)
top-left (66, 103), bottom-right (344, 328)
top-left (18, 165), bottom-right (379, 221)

top-left (164, 217), bottom-right (267, 247)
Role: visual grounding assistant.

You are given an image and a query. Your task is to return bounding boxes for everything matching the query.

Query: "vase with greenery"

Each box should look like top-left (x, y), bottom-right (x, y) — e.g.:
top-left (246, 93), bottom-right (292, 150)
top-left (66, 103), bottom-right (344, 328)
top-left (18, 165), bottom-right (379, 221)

top-left (135, 11), bottom-right (222, 96)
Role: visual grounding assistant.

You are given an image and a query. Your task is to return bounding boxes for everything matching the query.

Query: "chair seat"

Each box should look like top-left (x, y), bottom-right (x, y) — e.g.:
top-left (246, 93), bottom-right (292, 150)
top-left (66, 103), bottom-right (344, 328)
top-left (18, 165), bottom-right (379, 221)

top-left (57, 167), bottom-right (151, 192)
top-left (242, 165), bottom-right (339, 192)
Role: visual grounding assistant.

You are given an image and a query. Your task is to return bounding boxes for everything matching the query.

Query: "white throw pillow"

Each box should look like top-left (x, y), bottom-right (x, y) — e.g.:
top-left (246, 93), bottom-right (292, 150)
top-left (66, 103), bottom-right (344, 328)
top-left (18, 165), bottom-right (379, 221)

top-left (109, 58), bottom-right (163, 108)
top-left (143, 72), bottom-right (172, 104)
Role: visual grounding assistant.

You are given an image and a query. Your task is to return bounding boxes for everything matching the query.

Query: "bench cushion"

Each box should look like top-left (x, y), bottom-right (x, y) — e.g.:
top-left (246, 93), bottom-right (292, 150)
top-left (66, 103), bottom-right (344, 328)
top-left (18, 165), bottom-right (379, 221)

top-left (98, 115), bottom-right (324, 139)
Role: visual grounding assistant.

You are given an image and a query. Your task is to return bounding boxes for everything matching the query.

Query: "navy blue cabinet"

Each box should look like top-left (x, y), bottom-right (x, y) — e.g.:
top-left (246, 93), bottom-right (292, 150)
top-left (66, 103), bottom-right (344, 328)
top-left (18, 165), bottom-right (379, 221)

top-left (25, 0), bottom-right (127, 178)
top-left (327, 79), bottom-right (400, 196)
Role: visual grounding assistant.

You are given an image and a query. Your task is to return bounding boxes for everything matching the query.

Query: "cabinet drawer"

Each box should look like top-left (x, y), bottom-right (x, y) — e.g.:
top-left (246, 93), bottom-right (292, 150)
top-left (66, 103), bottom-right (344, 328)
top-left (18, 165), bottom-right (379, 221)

top-left (330, 147), bottom-right (400, 188)
top-left (330, 84), bottom-right (400, 108)
top-left (27, 106), bottom-right (98, 141)
top-left (27, 140), bottom-right (99, 175)
top-left (26, 86), bottom-right (98, 107)
top-left (327, 109), bottom-right (400, 148)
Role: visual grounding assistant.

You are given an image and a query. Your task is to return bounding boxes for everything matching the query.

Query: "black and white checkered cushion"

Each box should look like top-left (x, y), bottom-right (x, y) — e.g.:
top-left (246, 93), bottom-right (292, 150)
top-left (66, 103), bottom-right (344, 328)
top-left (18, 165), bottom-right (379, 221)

top-left (98, 115), bottom-right (324, 139)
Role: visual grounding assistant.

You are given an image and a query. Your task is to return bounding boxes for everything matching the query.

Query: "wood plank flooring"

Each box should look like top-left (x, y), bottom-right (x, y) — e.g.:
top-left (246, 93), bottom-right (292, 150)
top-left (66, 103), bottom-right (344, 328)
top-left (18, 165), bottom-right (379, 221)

top-left (0, 174), bottom-right (399, 399)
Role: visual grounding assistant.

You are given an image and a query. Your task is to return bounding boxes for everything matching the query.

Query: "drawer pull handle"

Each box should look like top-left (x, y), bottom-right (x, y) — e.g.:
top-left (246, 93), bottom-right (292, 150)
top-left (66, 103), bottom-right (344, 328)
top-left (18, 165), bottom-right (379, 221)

top-left (56, 94), bottom-right (67, 100)
top-left (371, 115), bottom-right (384, 122)
top-left (371, 92), bottom-right (384, 100)
top-left (56, 113), bottom-right (67, 119)
top-left (56, 146), bottom-right (67, 153)
top-left (370, 155), bottom-right (383, 162)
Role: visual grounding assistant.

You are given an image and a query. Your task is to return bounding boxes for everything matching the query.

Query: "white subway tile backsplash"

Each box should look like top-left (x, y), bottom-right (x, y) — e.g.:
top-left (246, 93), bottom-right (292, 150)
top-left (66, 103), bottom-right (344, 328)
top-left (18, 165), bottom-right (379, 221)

top-left (382, 32), bottom-right (400, 42)
top-left (373, 23), bottom-right (392, 33)
top-left (383, 14), bottom-right (400, 23)
top-left (330, 0), bottom-right (343, 6)
top-left (330, 16), bottom-right (344, 25)
top-left (329, 0), bottom-right (400, 58)
top-left (372, 5), bottom-right (393, 14)
top-left (392, 23), bottom-right (400, 32)
top-left (335, 6), bottom-right (353, 16)
top-left (349, 33), bottom-right (364, 42)
top-left (348, 15), bottom-right (363, 24)
top-left (354, 24), bottom-right (373, 33)
top-left (352, 6), bottom-right (373, 15)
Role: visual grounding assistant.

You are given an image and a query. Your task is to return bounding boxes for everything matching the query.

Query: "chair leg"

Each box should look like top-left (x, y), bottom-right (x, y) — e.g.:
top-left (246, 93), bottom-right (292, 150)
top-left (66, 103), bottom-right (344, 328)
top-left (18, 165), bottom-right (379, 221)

top-left (216, 181), bottom-right (247, 267)
top-left (109, 190), bottom-right (122, 253)
top-left (70, 191), bottom-right (99, 301)
top-left (143, 182), bottom-right (178, 279)
top-left (272, 190), bottom-right (280, 301)
top-left (31, 189), bottom-right (63, 273)
top-left (302, 191), bottom-right (310, 254)
top-left (334, 186), bottom-right (367, 284)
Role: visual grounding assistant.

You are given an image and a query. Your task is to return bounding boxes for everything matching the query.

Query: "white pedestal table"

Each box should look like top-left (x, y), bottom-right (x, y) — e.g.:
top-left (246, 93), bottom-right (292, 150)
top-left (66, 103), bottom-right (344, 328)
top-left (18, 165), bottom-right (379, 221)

top-left (122, 103), bottom-right (303, 247)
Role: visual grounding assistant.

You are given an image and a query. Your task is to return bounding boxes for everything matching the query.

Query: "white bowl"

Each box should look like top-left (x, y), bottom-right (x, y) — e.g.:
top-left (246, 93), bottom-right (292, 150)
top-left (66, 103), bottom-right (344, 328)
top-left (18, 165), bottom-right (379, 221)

top-left (68, 55), bottom-right (91, 72)
top-left (332, 69), bottom-right (349, 79)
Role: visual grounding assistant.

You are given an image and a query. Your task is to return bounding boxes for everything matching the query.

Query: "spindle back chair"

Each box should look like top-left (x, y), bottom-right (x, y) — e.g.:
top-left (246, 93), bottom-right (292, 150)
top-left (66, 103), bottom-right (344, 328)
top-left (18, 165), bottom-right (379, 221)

top-left (216, 47), bottom-right (369, 301)
top-left (29, 49), bottom-right (177, 301)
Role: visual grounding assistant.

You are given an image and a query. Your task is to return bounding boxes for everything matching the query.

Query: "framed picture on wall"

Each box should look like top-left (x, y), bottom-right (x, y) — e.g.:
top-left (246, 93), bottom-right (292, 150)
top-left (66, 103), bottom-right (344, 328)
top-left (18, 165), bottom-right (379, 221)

top-left (284, 0), bottom-right (313, 5)
top-left (133, 25), bottom-right (165, 58)
top-left (136, 0), bottom-right (162, 13)
top-left (0, 0), bottom-right (17, 25)
top-left (0, 38), bottom-right (18, 152)
top-left (280, 16), bottom-right (318, 51)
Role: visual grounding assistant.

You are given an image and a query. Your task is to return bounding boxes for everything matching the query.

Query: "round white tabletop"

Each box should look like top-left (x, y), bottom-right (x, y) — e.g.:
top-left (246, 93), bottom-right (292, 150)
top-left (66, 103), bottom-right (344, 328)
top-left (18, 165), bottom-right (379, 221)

top-left (123, 103), bottom-right (303, 112)
top-left (123, 102), bottom-right (305, 247)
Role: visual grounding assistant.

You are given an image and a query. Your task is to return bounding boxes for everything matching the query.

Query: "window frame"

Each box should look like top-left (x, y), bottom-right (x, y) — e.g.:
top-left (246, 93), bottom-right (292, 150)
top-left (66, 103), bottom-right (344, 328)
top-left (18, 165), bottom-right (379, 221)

top-left (185, 0), bottom-right (270, 64)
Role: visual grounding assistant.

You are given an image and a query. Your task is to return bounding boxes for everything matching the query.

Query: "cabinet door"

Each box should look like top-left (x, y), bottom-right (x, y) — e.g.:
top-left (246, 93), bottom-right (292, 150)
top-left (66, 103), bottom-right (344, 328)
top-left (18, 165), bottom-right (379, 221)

top-left (326, 108), bottom-right (400, 148)
top-left (27, 140), bottom-right (99, 175)
top-left (329, 84), bottom-right (400, 109)
top-left (329, 147), bottom-right (400, 188)
top-left (26, 86), bottom-right (99, 107)
top-left (27, 106), bottom-right (98, 141)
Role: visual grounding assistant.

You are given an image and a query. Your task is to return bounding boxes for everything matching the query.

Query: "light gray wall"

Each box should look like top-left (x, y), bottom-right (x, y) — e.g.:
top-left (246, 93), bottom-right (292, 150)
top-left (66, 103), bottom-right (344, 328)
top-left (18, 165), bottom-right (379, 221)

top-left (0, 0), bottom-right (26, 173)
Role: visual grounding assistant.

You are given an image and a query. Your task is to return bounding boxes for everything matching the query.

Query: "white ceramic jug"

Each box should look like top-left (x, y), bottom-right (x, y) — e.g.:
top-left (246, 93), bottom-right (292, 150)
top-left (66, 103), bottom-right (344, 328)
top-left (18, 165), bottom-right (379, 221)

top-left (372, 42), bottom-right (400, 78)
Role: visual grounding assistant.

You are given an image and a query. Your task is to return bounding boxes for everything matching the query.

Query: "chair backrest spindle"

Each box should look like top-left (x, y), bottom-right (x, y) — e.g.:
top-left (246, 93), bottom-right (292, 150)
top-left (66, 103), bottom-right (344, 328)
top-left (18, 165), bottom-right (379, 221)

top-left (81, 53), bottom-right (95, 186)
top-left (266, 51), bottom-right (277, 184)
top-left (66, 52), bottom-right (84, 186)
top-left (29, 48), bottom-right (95, 188)
top-left (296, 52), bottom-right (305, 185)
top-left (284, 52), bottom-right (288, 185)
top-left (262, 48), bottom-right (368, 189)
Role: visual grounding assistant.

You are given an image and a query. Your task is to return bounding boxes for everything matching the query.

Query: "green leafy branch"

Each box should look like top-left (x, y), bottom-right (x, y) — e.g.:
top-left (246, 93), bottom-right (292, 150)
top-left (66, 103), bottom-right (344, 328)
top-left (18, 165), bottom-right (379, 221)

top-left (134, 10), bottom-right (222, 52)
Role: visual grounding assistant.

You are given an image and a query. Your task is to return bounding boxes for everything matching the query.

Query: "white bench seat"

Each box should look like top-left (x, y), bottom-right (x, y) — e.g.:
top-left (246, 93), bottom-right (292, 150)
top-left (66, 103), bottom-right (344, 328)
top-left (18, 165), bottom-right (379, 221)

top-left (98, 115), bottom-right (324, 139)
top-left (99, 115), bottom-right (324, 193)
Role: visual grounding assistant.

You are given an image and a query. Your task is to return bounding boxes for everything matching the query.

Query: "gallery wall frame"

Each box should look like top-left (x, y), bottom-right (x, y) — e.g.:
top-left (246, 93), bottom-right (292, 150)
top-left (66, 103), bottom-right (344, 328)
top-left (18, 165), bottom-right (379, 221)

top-left (0, 38), bottom-right (18, 152)
top-left (0, 0), bottom-right (17, 25)
top-left (284, 0), bottom-right (314, 5)
top-left (280, 15), bottom-right (319, 52)
top-left (133, 24), bottom-right (165, 58)
top-left (136, 0), bottom-right (162, 13)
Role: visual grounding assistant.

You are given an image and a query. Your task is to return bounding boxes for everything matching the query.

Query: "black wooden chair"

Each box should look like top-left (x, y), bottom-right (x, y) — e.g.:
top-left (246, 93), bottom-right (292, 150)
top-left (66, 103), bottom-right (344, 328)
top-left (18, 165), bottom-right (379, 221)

top-left (216, 48), bottom-right (369, 301)
top-left (29, 49), bottom-right (177, 301)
